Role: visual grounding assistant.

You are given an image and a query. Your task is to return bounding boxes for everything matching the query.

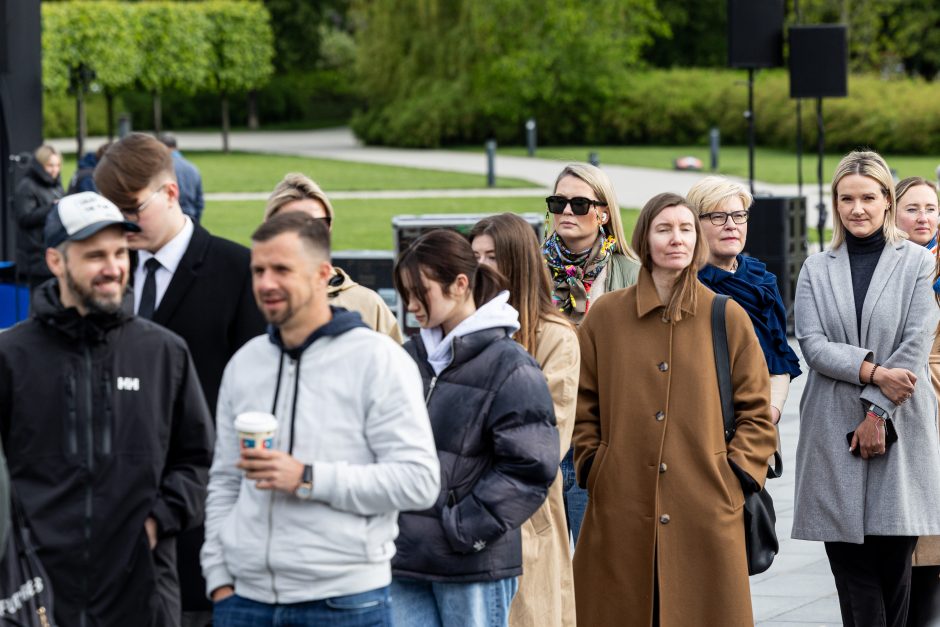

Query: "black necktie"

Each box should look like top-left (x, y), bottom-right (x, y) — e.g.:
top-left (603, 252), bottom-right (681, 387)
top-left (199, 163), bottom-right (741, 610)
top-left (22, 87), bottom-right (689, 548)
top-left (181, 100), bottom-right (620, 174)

top-left (138, 258), bottom-right (162, 319)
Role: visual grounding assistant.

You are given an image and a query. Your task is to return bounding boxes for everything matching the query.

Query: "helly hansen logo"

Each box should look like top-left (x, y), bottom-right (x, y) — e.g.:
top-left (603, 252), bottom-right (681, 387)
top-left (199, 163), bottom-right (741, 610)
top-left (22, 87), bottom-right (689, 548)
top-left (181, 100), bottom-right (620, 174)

top-left (117, 377), bottom-right (140, 391)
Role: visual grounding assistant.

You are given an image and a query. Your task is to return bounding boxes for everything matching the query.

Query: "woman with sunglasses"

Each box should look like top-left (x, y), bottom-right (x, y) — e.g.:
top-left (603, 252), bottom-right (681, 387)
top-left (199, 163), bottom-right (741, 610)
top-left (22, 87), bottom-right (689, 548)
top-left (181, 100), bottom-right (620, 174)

top-left (893, 177), bottom-right (940, 627)
top-left (469, 213), bottom-right (578, 627)
top-left (688, 176), bottom-right (801, 428)
top-left (542, 163), bottom-right (640, 545)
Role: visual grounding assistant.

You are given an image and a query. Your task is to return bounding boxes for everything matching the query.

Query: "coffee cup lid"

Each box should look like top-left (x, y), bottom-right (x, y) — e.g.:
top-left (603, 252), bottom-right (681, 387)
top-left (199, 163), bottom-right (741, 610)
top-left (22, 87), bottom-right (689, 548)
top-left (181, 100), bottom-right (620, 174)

top-left (234, 411), bottom-right (278, 433)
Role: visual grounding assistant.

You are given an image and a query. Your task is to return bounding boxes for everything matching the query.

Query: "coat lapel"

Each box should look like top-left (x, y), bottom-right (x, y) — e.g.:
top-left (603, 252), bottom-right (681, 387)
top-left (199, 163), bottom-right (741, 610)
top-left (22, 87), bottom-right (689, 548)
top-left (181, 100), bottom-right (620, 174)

top-left (859, 242), bottom-right (903, 346)
top-left (826, 245), bottom-right (859, 346)
top-left (152, 224), bottom-right (210, 325)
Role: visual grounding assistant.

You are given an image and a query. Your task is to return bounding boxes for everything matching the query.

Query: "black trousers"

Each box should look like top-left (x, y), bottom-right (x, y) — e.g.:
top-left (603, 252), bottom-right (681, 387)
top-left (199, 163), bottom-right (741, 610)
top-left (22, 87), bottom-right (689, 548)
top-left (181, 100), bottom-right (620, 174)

top-left (906, 565), bottom-right (940, 627)
top-left (825, 535), bottom-right (918, 627)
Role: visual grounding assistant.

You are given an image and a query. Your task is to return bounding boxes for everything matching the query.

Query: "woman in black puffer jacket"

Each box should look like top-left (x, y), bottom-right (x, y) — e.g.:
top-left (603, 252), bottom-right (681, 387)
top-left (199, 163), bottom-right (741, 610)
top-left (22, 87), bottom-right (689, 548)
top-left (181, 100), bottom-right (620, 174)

top-left (15, 145), bottom-right (63, 288)
top-left (391, 229), bottom-right (559, 627)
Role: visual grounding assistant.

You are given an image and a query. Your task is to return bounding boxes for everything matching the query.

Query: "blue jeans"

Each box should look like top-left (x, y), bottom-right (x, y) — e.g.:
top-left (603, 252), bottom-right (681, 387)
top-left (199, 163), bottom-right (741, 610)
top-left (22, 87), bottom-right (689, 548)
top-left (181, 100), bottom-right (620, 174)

top-left (212, 588), bottom-right (391, 627)
top-left (390, 577), bottom-right (518, 627)
top-left (561, 448), bottom-right (588, 544)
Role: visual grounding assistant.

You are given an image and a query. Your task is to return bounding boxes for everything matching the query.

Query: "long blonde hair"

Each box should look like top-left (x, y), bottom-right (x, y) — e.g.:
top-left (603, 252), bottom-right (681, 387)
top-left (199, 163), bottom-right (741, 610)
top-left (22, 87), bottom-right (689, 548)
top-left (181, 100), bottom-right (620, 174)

top-left (830, 151), bottom-right (906, 249)
top-left (553, 163), bottom-right (638, 260)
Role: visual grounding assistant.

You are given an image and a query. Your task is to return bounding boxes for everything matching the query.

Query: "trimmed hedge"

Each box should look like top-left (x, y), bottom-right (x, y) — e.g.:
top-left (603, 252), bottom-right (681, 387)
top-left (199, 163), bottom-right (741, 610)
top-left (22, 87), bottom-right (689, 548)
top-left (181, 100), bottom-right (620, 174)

top-left (352, 68), bottom-right (940, 155)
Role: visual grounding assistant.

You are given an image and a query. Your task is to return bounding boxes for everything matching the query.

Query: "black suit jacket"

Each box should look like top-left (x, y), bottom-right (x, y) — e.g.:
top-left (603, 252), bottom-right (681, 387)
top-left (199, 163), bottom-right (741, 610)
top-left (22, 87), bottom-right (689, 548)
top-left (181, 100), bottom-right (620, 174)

top-left (137, 223), bottom-right (265, 612)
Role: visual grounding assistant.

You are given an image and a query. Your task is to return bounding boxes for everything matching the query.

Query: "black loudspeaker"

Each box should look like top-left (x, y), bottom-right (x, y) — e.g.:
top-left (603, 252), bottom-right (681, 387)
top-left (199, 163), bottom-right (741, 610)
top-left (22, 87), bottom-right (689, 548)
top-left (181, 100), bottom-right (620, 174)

top-left (789, 25), bottom-right (848, 99)
top-left (0, 0), bottom-right (42, 261)
top-left (744, 196), bottom-right (808, 332)
top-left (728, 0), bottom-right (785, 68)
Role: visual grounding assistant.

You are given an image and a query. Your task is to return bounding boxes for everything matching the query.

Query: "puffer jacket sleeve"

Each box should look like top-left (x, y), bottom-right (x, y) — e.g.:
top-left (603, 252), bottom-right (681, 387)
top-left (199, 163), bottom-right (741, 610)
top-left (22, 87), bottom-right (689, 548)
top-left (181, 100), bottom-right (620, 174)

top-left (440, 360), bottom-right (559, 554)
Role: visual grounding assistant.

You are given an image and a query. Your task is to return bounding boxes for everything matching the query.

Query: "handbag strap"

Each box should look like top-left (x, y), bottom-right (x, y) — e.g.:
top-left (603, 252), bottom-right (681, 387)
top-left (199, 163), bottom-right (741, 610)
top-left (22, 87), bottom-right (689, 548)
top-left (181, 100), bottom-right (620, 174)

top-left (711, 294), bottom-right (784, 479)
top-left (711, 295), bottom-right (735, 443)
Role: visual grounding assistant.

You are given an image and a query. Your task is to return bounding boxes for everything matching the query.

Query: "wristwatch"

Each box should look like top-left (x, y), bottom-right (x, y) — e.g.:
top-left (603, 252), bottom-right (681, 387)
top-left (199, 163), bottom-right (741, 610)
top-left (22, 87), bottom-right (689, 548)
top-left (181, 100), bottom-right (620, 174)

top-left (295, 464), bottom-right (313, 500)
top-left (867, 403), bottom-right (888, 420)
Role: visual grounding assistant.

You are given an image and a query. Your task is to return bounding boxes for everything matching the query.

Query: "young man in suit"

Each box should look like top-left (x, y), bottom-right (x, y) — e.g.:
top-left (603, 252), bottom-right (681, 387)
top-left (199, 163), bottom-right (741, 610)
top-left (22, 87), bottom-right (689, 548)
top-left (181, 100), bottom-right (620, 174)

top-left (95, 133), bottom-right (266, 627)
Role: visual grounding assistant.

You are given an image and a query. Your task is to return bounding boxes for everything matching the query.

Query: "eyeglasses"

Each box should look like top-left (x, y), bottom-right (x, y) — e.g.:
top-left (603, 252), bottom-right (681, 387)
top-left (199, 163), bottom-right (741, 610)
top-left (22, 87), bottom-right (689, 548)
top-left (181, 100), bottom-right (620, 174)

top-left (903, 206), bottom-right (938, 216)
top-left (545, 195), bottom-right (607, 216)
top-left (699, 210), bottom-right (750, 226)
top-left (120, 184), bottom-right (167, 219)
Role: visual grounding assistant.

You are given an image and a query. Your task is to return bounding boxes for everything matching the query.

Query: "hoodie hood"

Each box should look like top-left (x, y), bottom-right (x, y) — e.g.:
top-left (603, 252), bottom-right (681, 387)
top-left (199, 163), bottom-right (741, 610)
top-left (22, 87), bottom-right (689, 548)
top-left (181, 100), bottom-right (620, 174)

top-left (420, 290), bottom-right (520, 375)
top-left (28, 157), bottom-right (60, 187)
top-left (267, 306), bottom-right (368, 360)
top-left (77, 152), bottom-right (98, 169)
top-left (32, 278), bottom-right (130, 343)
top-left (327, 267), bottom-right (359, 296)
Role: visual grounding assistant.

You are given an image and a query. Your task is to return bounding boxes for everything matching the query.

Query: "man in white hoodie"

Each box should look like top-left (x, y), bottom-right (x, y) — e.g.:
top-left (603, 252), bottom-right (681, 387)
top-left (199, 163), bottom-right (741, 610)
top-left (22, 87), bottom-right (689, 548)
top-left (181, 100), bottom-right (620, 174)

top-left (201, 212), bottom-right (440, 626)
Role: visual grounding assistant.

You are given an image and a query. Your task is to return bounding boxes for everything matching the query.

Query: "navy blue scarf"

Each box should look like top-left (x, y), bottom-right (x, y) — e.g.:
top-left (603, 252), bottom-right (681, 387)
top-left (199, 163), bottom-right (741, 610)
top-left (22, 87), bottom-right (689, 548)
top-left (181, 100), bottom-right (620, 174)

top-left (699, 255), bottom-right (802, 378)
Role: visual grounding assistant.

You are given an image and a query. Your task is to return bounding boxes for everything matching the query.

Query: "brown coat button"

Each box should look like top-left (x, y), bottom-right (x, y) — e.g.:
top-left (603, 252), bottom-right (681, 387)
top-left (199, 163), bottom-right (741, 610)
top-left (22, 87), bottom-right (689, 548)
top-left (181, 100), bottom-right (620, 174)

top-left (655, 411), bottom-right (665, 421)
top-left (659, 463), bottom-right (667, 473)
top-left (660, 514), bottom-right (670, 524)
top-left (658, 362), bottom-right (668, 372)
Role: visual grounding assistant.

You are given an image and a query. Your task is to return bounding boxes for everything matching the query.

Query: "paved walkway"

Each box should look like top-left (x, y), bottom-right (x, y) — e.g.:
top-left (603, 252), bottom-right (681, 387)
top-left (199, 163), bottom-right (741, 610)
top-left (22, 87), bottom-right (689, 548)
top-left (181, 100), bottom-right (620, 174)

top-left (50, 128), bottom-right (833, 228)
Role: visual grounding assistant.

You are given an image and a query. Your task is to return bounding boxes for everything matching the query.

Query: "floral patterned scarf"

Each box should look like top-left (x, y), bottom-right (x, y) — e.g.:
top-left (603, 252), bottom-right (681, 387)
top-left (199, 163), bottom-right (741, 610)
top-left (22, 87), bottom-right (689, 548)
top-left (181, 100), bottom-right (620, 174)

top-left (542, 230), bottom-right (617, 323)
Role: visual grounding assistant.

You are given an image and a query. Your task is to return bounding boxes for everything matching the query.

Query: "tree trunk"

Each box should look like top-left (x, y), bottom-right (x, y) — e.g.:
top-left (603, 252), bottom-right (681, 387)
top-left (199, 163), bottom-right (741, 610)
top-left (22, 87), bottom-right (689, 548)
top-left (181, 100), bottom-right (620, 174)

top-left (152, 91), bottom-right (162, 134)
top-left (76, 85), bottom-right (86, 158)
top-left (247, 90), bottom-right (259, 130)
top-left (221, 92), bottom-right (230, 153)
top-left (106, 91), bottom-right (115, 141)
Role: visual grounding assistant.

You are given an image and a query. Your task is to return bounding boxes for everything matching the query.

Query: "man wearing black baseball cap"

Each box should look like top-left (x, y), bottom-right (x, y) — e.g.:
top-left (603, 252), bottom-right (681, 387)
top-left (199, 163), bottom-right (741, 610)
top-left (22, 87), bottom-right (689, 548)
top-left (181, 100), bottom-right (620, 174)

top-left (0, 192), bottom-right (214, 627)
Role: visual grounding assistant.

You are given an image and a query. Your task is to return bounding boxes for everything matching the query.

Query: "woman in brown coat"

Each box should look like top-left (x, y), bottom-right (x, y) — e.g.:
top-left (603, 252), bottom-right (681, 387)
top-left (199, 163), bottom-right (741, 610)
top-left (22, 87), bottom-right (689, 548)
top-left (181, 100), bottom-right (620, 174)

top-left (572, 192), bottom-right (777, 626)
top-left (471, 214), bottom-right (578, 627)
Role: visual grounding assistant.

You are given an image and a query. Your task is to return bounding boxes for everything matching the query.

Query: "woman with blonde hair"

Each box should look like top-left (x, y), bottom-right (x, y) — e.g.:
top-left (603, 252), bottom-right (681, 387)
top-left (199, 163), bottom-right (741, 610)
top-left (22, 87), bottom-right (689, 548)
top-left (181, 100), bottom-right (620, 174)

top-left (689, 175), bottom-right (801, 426)
top-left (793, 151), bottom-right (940, 627)
top-left (265, 173), bottom-right (402, 342)
top-left (14, 144), bottom-right (63, 289)
top-left (542, 163), bottom-right (640, 543)
top-left (573, 192), bottom-right (776, 626)
top-left (470, 213), bottom-right (578, 627)
top-left (893, 177), bottom-right (940, 626)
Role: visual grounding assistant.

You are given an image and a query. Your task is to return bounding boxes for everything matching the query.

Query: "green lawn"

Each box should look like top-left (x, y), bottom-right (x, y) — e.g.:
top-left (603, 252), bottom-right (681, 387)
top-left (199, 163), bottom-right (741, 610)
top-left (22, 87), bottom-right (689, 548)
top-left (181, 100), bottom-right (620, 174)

top-left (60, 151), bottom-right (534, 193)
top-left (203, 196), bottom-right (563, 249)
top-left (483, 145), bottom-right (940, 186)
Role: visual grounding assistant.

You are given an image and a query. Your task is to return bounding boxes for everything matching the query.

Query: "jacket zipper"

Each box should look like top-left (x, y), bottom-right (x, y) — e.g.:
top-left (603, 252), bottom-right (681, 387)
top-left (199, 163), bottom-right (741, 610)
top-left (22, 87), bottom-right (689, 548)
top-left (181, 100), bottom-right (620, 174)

top-left (66, 375), bottom-right (78, 456)
top-left (265, 362), bottom-right (295, 603)
top-left (81, 346), bottom-right (94, 627)
top-left (425, 375), bottom-right (438, 404)
top-left (100, 370), bottom-right (112, 456)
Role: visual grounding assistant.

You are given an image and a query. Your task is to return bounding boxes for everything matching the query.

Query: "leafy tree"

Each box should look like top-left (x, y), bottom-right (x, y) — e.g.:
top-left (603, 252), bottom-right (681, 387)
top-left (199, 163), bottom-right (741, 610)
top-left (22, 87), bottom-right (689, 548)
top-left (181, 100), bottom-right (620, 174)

top-left (645, 0), bottom-right (727, 68)
top-left (41, 2), bottom-right (142, 152)
top-left (201, 1), bottom-right (275, 151)
top-left (351, 0), bottom-right (667, 147)
top-left (136, 1), bottom-right (212, 133)
top-left (262, 0), bottom-right (351, 72)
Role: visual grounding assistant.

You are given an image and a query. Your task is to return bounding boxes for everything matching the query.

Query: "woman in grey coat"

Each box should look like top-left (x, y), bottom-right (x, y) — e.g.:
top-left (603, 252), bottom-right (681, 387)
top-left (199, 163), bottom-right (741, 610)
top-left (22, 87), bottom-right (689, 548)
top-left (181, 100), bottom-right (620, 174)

top-left (793, 150), bottom-right (940, 627)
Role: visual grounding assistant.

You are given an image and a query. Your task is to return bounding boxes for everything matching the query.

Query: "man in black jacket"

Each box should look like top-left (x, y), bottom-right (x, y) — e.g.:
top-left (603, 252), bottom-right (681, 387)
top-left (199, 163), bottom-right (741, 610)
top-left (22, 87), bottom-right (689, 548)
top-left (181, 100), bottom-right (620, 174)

top-left (94, 133), bottom-right (264, 626)
top-left (0, 192), bottom-right (214, 627)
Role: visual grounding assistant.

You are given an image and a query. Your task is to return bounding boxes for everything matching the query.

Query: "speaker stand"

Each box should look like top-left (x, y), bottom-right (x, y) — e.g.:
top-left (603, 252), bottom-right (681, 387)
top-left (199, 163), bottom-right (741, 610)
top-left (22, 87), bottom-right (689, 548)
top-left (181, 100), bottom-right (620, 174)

top-left (815, 97), bottom-right (827, 251)
top-left (746, 67), bottom-right (756, 195)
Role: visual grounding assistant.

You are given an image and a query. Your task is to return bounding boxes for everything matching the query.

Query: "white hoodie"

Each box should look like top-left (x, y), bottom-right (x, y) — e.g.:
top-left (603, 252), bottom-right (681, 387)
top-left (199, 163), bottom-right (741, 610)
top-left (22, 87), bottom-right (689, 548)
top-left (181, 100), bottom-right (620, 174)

top-left (420, 291), bottom-right (521, 375)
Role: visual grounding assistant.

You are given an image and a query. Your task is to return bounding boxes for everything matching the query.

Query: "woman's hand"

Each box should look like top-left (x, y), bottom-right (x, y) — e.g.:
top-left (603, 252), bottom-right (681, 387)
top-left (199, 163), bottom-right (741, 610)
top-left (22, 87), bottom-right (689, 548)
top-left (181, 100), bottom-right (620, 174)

top-left (872, 366), bottom-right (916, 405)
top-left (850, 414), bottom-right (887, 460)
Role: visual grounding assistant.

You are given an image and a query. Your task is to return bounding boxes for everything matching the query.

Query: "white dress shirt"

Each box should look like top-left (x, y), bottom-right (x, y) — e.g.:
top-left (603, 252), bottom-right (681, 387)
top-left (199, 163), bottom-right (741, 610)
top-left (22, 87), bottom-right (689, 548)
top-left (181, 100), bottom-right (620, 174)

top-left (133, 217), bottom-right (195, 315)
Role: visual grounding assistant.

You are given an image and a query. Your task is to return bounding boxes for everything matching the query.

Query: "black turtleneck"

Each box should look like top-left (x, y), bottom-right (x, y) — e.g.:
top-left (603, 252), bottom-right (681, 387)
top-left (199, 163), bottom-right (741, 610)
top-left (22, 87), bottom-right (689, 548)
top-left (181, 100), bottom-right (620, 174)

top-left (845, 229), bottom-right (887, 332)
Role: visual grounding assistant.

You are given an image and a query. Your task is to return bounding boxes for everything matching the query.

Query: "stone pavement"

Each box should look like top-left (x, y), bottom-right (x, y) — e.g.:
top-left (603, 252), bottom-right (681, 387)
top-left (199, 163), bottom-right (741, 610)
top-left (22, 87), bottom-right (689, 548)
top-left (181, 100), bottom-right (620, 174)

top-left (50, 128), bottom-right (833, 229)
top-left (751, 342), bottom-right (842, 626)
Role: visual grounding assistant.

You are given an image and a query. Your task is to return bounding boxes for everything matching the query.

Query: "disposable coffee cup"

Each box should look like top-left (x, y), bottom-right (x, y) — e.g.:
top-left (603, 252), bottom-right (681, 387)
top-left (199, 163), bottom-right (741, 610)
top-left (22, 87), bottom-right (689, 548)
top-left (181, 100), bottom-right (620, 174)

top-left (234, 412), bottom-right (278, 450)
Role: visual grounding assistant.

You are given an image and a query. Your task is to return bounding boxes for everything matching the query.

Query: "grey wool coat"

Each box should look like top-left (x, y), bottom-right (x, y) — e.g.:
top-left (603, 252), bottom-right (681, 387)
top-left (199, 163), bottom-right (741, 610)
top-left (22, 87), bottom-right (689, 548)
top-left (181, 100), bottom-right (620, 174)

top-left (792, 239), bottom-right (940, 543)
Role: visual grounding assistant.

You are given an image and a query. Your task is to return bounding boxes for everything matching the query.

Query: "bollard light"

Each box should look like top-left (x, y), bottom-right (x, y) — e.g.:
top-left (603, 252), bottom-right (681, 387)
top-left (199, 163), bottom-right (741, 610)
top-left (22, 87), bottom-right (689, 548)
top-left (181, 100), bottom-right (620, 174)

top-left (525, 118), bottom-right (537, 157)
top-left (485, 139), bottom-right (497, 188)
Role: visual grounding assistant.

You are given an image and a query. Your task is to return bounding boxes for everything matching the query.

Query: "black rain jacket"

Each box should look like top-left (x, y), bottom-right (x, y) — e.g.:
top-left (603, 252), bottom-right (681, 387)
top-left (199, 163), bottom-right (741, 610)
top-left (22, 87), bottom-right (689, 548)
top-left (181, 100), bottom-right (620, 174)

top-left (0, 281), bottom-right (214, 627)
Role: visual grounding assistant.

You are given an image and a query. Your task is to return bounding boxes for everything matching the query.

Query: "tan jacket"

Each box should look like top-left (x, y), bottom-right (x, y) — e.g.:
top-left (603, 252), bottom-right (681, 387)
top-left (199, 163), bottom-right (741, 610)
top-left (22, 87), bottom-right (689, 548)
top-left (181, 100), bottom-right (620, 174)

top-left (328, 267), bottom-right (402, 343)
top-left (510, 318), bottom-right (579, 627)
top-left (914, 332), bottom-right (940, 566)
top-left (572, 271), bottom-right (776, 627)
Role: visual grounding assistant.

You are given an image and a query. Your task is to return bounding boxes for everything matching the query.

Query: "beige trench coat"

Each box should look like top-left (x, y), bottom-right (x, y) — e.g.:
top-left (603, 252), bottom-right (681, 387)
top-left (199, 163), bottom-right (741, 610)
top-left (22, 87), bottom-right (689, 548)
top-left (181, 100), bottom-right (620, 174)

top-left (913, 332), bottom-right (940, 566)
top-left (572, 271), bottom-right (777, 627)
top-left (510, 318), bottom-right (579, 627)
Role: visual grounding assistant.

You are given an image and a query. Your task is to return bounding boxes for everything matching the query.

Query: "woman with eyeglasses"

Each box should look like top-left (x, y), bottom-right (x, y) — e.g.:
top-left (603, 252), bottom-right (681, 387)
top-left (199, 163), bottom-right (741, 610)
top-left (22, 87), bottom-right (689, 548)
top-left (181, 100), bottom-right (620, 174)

top-left (542, 163), bottom-right (640, 546)
top-left (793, 152), bottom-right (940, 627)
top-left (893, 177), bottom-right (940, 627)
top-left (688, 176), bottom-right (801, 428)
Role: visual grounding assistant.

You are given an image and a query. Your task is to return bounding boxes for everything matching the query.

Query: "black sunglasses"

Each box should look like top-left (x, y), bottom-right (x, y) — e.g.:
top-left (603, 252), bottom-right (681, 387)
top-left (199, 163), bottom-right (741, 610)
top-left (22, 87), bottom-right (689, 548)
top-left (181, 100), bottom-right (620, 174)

top-left (545, 195), bottom-right (607, 216)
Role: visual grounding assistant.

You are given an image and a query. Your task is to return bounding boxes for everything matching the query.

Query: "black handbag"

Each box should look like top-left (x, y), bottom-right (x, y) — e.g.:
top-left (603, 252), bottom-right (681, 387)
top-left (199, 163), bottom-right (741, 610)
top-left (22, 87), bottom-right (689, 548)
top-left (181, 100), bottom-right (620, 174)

top-left (711, 294), bottom-right (780, 576)
top-left (0, 489), bottom-right (55, 626)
